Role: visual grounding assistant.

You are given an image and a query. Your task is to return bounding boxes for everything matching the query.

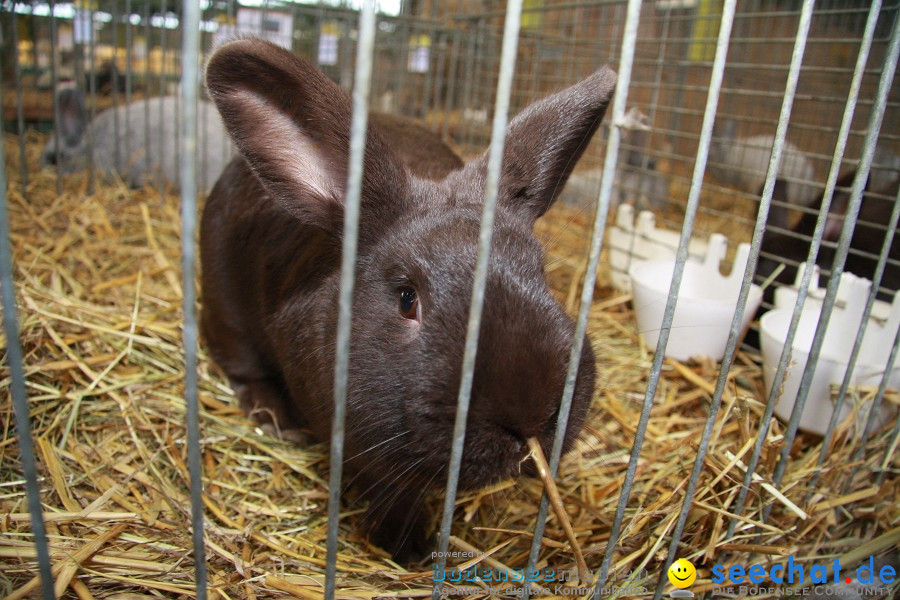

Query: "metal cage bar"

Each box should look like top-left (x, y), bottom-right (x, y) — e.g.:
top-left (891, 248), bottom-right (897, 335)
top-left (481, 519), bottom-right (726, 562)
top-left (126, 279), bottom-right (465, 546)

top-left (524, 0), bottom-right (644, 594)
top-left (875, 367), bottom-right (900, 485)
top-left (324, 2), bottom-right (377, 598)
top-left (179, 0), bottom-right (207, 597)
top-left (813, 159), bottom-right (899, 494)
top-left (11, 5), bottom-right (28, 193)
top-left (87, 2), bottom-right (97, 194)
top-left (433, 1), bottom-right (525, 598)
top-left (847, 239), bottom-right (900, 489)
top-left (726, 0), bottom-right (894, 534)
top-left (0, 57), bottom-right (56, 600)
top-left (651, 2), bottom-right (815, 596)
top-left (109, 0), bottom-right (121, 186)
top-left (596, 1), bottom-right (737, 596)
top-left (48, 0), bottom-right (61, 195)
top-left (768, 9), bottom-right (900, 504)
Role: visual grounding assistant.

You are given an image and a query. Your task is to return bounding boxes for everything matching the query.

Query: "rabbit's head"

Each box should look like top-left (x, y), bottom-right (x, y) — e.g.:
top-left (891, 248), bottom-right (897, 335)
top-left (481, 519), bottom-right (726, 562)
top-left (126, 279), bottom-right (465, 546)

top-left (204, 38), bottom-right (614, 508)
top-left (42, 86), bottom-right (89, 172)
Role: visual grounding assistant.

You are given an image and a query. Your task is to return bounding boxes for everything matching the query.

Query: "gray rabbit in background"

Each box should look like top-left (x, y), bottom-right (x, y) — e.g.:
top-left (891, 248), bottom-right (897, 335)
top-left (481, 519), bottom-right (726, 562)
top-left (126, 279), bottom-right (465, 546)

top-left (707, 119), bottom-right (818, 228)
top-left (42, 86), bottom-right (234, 193)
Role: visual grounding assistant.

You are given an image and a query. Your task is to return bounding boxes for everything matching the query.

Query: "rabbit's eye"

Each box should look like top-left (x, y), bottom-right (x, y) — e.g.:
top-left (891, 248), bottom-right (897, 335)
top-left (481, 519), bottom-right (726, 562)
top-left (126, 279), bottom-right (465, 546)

top-left (399, 286), bottom-right (419, 321)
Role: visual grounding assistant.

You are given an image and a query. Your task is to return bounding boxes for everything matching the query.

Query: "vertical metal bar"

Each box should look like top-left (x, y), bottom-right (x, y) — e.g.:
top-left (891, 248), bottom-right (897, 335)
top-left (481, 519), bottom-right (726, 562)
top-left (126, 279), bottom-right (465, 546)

top-left (48, 0), bottom-right (62, 194)
top-left (640, 7), bottom-right (672, 208)
top-left (174, 16), bottom-right (182, 191)
top-left (470, 17), bottom-right (488, 151)
top-left (312, 5), bottom-right (322, 68)
top-left (849, 292), bottom-right (900, 483)
top-left (144, 0), bottom-right (151, 185)
top-left (159, 0), bottom-right (168, 196)
top-left (124, 0), bottom-right (132, 182)
top-left (70, 15), bottom-right (85, 187)
top-left (180, 1), bottom-right (206, 598)
top-left (429, 30), bottom-right (448, 130)
top-left (726, 0), bottom-right (887, 535)
top-left (564, 2), bottom-right (577, 85)
top-left (842, 188), bottom-right (900, 491)
top-left (875, 365), bottom-right (900, 486)
top-left (222, 0), bottom-right (235, 171)
top-left (87, 2), bottom-right (96, 194)
top-left (461, 23), bottom-right (476, 115)
top-left (200, 43), bottom-right (209, 195)
top-left (324, 2), bottom-right (377, 598)
top-left (440, 30), bottom-right (460, 140)
top-left (666, 2), bottom-right (695, 143)
top-left (421, 0), bottom-right (438, 122)
top-left (651, 2), bottom-right (811, 597)
top-left (460, 22), bottom-right (478, 150)
top-left (110, 0), bottom-right (121, 180)
top-left (0, 62), bottom-right (57, 600)
top-left (594, 1), bottom-right (738, 597)
top-left (852, 283), bottom-right (900, 456)
top-left (395, 15), bottom-right (410, 111)
top-left (527, 32), bottom-right (541, 104)
top-left (766, 9), bottom-right (900, 511)
top-left (813, 171), bottom-right (898, 495)
top-left (12, 5), bottom-right (29, 193)
top-left (432, 2), bottom-right (524, 599)
top-left (339, 16), bottom-right (353, 90)
top-left (523, 0), bottom-right (644, 595)
top-left (261, 0), bottom-right (270, 38)
top-left (125, 0), bottom-right (133, 106)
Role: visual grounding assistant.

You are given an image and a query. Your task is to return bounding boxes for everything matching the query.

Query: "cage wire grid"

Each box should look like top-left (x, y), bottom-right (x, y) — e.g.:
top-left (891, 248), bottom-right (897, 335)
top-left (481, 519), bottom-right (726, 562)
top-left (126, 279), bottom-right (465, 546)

top-left (0, 0), bottom-right (898, 598)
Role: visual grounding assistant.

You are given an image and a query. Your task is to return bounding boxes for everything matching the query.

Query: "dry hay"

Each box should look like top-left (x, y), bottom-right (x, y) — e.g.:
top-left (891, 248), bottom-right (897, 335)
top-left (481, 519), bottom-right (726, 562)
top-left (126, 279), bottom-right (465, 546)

top-left (1, 132), bottom-right (898, 599)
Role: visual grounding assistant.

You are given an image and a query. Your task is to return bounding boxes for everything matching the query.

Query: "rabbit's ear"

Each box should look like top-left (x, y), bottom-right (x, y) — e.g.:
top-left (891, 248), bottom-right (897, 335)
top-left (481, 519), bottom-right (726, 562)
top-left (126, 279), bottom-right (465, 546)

top-left (56, 87), bottom-right (87, 147)
top-left (205, 38), bottom-right (406, 230)
top-left (475, 67), bottom-right (616, 221)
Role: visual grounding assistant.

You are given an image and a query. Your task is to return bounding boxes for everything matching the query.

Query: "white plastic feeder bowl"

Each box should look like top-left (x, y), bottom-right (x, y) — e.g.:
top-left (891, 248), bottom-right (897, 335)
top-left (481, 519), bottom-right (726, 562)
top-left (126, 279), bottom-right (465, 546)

top-left (773, 263), bottom-right (895, 322)
top-left (609, 205), bottom-right (709, 292)
top-left (760, 265), bottom-right (900, 436)
top-left (629, 234), bottom-right (762, 361)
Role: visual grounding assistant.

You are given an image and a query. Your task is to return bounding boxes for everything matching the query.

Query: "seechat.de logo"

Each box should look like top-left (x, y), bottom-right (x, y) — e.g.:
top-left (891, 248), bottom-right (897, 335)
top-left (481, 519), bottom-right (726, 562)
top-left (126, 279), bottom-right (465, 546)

top-left (708, 554), bottom-right (895, 596)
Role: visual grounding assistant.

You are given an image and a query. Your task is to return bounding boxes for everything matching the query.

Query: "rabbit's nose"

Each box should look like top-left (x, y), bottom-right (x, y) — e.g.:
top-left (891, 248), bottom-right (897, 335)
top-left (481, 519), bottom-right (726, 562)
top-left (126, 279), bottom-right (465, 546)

top-left (497, 403), bottom-right (559, 441)
top-left (500, 420), bottom-right (540, 442)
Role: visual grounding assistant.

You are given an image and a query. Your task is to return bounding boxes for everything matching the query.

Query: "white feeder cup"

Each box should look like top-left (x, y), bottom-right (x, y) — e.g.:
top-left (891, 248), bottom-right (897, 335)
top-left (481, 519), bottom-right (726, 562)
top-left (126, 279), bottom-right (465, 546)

top-left (629, 234), bottom-right (762, 362)
top-left (760, 265), bottom-right (900, 436)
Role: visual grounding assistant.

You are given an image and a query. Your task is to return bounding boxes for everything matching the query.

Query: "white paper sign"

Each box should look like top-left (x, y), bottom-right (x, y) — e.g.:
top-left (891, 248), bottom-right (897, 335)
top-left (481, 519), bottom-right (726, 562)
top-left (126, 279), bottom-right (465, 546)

top-left (74, 10), bottom-right (93, 44)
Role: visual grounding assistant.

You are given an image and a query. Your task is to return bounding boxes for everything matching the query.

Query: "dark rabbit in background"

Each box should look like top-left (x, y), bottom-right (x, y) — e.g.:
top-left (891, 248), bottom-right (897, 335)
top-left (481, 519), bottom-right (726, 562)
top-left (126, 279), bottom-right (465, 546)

top-left (758, 148), bottom-right (900, 305)
top-left (201, 38), bottom-right (614, 560)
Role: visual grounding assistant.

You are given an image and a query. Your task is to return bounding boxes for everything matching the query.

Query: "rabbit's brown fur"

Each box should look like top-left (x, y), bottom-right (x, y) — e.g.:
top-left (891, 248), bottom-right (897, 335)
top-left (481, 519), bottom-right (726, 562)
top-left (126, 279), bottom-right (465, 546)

top-left (201, 38), bottom-right (615, 560)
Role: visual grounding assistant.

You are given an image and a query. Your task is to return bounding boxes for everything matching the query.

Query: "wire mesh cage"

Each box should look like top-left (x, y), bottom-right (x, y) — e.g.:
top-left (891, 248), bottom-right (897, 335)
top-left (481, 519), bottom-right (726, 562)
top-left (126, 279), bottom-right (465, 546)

top-left (1, 0), bottom-right (898, 598)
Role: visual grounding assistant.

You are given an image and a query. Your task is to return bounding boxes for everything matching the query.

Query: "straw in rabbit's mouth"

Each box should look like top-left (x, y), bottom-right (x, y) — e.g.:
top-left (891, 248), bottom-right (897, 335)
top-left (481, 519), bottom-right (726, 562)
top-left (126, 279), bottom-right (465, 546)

top-left (526, 437), bottom-right (588, 576)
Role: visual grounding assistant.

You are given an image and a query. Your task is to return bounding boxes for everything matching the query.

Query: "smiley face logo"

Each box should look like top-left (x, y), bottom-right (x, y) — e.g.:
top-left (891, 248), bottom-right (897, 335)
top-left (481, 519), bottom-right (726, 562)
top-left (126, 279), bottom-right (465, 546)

top-left (668, 558), bottom-right (696, 589)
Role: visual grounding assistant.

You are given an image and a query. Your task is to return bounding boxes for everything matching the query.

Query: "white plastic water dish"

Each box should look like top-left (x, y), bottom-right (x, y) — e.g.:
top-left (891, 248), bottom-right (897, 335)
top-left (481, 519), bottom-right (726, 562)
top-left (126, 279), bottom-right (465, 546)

top-left (629, 234), bottom-right (762, 361)
top-left (760, 265), bottom-right (900, 436)
top-left (773, 263), bottom-right (895, 322)
top-left (609, 205), bottom-right (708, 292)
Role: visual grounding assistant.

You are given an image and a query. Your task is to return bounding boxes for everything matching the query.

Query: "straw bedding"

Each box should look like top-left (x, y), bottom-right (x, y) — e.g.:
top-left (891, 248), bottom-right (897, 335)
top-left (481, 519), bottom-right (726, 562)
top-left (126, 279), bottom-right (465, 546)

top-left (1, 132), bottom-right (897, 598)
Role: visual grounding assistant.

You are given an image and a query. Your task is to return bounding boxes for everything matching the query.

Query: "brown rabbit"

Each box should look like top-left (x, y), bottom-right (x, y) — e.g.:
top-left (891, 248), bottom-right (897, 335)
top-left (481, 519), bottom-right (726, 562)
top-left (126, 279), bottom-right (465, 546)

top-left (201, 38), bottom-right (615, 561)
